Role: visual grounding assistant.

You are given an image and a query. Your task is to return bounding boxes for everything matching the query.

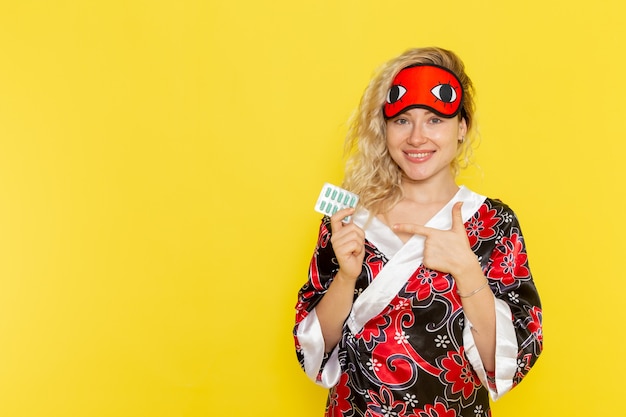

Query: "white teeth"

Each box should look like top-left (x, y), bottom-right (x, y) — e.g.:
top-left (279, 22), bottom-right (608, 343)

top-left (408, 152), bottom-right (430, 158)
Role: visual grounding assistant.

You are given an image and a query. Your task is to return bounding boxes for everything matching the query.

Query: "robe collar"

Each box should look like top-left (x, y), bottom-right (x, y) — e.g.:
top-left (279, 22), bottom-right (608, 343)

top-left (346, 185), bottom-right (486, 334)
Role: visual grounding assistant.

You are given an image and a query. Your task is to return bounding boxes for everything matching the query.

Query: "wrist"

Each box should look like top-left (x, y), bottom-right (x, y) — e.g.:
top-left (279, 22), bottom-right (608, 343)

top-left (451, 257), bottom-right (487, 295)
top-left (457, 280), bottom-right (489, 298)
top-left (451, 254), bottom-right (483, 279)
top-left (334, 269), bottom-right (359, 284)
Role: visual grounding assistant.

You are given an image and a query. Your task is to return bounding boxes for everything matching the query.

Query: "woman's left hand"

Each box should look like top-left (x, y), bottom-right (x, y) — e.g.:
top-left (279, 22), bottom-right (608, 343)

top-left (393, 202), bottom-right (477, 276)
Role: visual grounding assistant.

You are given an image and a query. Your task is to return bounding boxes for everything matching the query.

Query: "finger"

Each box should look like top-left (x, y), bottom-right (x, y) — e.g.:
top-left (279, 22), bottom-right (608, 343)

top-left (451, 201), bottom-right (465, 232)
top-left (334, 238), bottom-right (365, 258)
top-left (393, 223), bottom-right (431, 236)
top-left (330, 207), bottom-right (356, 231)
top-left (332, 228), bottom-right (365, 247)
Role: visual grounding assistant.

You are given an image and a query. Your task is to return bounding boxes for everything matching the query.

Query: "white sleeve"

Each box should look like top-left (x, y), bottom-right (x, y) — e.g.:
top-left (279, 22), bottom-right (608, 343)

top-left (296, 308), bottom-right (341, 388)
top-left (463, 296), bottom-right (518, 400)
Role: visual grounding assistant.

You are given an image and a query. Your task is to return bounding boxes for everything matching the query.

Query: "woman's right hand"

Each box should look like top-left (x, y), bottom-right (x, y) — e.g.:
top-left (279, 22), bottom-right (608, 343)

top-left (330, 208), bottom-right (366, 281)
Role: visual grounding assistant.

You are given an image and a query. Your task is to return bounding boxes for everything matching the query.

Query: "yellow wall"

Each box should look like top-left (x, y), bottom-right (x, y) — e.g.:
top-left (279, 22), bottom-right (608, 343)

top-left (0, 1), bottom-right (623, 416)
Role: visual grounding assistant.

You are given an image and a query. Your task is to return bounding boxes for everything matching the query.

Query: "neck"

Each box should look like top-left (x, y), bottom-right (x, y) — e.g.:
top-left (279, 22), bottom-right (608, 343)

top-left (399, 173), bottom-right (459, 204)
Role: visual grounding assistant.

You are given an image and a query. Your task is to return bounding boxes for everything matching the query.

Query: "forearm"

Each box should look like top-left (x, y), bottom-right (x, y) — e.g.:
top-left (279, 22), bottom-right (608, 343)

top-left (454, 262), bottom-right (496, 372)
top-left (314, 271), bottom-right (357, 352)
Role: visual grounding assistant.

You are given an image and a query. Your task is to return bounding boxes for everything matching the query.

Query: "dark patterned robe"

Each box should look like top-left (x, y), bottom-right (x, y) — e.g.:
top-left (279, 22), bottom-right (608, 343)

top-left (294, 187), bottom-right (542, 417)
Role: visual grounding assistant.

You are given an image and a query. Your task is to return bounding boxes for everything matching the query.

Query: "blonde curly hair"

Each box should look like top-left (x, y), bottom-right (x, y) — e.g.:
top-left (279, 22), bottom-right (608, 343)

top-left (342, 47), bottom-right (477, 216)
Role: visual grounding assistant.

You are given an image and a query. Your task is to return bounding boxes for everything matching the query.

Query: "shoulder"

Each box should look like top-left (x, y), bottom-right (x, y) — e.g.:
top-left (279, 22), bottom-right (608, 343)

top-left (478, 197), bottom-right (526, 232)
top-left (483, 197), bottom-right (514, 213)
top-left (460, 186), bottom-right (517, 219)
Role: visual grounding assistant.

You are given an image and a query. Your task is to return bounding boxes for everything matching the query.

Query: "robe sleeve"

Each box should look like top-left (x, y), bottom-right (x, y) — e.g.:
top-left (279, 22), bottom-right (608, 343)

top-left (463, 203), bottom-right (543, 400)
top-left (293, 217), bottom-right (342, 388)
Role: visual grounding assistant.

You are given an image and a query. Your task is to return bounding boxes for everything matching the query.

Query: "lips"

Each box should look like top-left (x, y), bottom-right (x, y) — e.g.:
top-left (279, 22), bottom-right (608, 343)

top-left (405, 150), bottom-right (434, 161)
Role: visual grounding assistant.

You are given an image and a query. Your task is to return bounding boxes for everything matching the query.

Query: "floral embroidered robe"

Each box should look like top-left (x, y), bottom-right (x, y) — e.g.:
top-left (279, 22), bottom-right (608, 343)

top-left (294, 187), bottom-right (543, 417)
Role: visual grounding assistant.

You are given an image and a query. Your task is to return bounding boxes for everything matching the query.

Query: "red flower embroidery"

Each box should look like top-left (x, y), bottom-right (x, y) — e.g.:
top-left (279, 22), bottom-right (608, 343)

top-left (440, 348), bottom-right (481, 400)
top-left (327, 373), bottom-right (353, 416)
top-left (527, 305), bottom-right (543, 349)
top-left (358, 312), bottom-right (391, 345)
top-left (466, 207), bottom-right (499, 248)
top-left (365, 385), bottom-right (407, 417)
top-left (487, 232), bottom-right (530, 286)
top-left (405, 267), bottom-right (451, 301)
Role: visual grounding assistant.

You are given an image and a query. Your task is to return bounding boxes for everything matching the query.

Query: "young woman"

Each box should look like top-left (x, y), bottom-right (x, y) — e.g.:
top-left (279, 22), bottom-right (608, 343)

top-left (294, 47), bottom-right (543, 417)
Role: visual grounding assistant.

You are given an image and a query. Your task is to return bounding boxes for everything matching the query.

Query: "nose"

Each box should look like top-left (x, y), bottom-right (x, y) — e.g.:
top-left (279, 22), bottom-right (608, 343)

top-left (407, 124), bottom-right (428, 146)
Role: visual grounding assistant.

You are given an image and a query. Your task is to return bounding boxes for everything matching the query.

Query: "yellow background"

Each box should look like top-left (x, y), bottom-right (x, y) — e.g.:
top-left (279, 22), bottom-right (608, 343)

top-left (0, 1), bottom-right (623, 416)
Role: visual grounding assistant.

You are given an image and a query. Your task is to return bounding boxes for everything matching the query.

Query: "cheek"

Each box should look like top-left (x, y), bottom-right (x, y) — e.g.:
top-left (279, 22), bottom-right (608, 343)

top-left (385, 124), bottom-right (407, 145)
top-left (387, 146), bottom-right (406, 168)
top-left (429, 125), bottom-right (458, 142)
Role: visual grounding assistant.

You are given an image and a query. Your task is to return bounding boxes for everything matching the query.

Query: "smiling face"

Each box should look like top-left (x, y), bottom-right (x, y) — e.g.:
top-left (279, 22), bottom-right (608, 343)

top-left (385, 107), bottom-right (467, 186)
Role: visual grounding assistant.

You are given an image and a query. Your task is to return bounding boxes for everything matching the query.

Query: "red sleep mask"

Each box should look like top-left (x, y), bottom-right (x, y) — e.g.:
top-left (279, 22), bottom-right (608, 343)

top-left (383, 64), bottom-right (463, 119)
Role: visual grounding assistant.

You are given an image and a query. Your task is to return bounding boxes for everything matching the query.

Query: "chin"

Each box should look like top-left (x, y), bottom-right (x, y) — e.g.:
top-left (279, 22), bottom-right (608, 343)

top-left (401, 172), bottom-right (430, 183)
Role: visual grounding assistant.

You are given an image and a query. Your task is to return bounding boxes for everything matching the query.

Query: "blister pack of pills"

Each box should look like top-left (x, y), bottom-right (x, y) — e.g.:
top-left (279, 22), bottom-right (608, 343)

top-left (314, 183), bottom-right (359, 222)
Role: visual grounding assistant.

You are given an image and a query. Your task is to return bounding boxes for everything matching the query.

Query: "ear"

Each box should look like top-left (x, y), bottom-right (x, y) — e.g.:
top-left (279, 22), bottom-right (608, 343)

top-left (458, 117), bottom-right (468, 142)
